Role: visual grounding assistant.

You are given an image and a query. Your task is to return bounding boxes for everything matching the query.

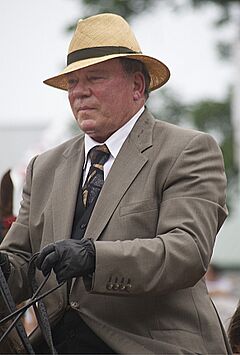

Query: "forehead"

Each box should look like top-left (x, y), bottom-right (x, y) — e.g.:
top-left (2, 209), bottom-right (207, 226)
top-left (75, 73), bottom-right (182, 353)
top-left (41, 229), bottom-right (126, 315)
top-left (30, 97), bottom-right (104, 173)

top-left (67, 58), bottom-right (124, 77)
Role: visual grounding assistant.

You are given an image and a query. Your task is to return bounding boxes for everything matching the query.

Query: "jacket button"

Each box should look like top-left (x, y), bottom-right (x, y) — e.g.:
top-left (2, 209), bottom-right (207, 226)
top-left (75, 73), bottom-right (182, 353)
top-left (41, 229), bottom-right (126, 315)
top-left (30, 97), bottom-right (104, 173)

top-left (70, 301), bottom-right (79, 308)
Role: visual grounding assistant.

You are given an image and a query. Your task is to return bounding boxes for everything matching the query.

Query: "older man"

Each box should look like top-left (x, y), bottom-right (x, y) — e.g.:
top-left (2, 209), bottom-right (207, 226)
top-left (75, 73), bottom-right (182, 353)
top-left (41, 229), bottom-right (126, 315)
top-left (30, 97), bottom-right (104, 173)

top-left (0, 13), bottom-right (231, 354)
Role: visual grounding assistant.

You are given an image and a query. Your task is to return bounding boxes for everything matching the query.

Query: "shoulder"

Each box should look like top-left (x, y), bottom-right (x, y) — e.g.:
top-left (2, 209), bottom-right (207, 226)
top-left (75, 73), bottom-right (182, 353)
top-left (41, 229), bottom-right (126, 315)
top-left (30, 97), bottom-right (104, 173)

top-left (151, 113), bottom-right (220, 152)
top-left (133, 108), bottom-right (221, 159)
top-left (154, 117), bottom-right (202, 141)
top-left (32, 133), bottom-right (84, 170)
top-left (137, 110), bottom-right (223, 169)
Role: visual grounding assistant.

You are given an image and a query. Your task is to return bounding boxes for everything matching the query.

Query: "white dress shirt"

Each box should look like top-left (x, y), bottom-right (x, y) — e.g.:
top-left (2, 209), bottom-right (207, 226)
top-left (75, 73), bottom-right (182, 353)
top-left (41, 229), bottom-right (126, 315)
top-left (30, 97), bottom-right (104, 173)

top-left (82, 106), bottom-right (145, 185)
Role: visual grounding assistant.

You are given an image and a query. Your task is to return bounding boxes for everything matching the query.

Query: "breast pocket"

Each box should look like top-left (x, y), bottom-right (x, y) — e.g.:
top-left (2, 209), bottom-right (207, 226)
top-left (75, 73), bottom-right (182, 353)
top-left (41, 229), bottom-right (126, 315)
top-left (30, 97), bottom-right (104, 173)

top-left (120, 199), bottom-right (159, 216)
top-left (119, 199), bottom-right (159, 239)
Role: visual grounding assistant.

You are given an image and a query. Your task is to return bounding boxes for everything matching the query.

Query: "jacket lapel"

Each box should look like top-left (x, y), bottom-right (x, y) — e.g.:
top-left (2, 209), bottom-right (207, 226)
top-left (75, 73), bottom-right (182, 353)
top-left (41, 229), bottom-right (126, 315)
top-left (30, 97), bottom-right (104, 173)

top-left (84, 109), bottom-right (155, 241)
top-left (52, 136), bottom-right (85, 242)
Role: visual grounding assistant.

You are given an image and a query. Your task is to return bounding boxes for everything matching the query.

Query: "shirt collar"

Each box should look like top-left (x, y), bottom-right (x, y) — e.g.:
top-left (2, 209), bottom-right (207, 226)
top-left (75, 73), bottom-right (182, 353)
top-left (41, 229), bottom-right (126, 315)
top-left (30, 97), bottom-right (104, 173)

top-left (84, 105), bottom-right (145, 163)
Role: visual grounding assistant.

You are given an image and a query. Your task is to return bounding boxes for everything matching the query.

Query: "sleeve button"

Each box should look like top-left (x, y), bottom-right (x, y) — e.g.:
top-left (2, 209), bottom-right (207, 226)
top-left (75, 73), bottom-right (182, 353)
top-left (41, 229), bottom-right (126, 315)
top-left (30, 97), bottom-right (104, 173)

top-left (106, 283), bottom-right (113, 290)
top-left (125, 283), bottom-right (132, 292)
top-left (113, 283), bottom-right (120, 290)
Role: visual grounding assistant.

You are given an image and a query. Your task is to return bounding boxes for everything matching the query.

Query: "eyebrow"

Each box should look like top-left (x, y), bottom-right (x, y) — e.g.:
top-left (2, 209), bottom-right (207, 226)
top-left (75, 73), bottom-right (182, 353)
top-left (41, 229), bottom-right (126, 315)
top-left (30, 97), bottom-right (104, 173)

top-left (67, 68), bottom-right (109, 78)
top-left (87, 69), bottom-right (108, 74)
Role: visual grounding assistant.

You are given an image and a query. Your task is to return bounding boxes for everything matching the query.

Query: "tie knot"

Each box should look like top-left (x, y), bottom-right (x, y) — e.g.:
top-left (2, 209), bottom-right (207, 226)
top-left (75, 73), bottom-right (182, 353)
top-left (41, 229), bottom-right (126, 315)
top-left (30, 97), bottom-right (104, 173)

top-left (89, 144), bottom-right (110, 166)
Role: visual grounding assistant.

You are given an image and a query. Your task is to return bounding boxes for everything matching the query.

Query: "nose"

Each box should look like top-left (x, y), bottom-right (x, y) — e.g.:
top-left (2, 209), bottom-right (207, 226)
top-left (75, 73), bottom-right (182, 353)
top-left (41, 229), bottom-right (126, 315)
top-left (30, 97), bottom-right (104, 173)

top-left (69, 78), bottom-right (91, 100)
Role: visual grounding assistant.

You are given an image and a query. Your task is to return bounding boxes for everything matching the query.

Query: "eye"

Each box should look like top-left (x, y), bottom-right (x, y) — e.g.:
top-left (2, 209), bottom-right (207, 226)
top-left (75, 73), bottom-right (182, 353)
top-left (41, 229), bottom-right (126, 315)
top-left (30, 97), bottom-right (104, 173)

top-left (88, 75), bottom-right (104, 82)
top-left (67, 77), bottom-right (78, 88)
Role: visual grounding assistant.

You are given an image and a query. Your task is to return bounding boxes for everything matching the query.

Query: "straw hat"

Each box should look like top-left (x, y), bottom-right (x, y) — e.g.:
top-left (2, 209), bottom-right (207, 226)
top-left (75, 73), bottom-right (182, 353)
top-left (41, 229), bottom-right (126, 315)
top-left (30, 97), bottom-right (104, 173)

top-left (44, 13), bottom-right (170, 91)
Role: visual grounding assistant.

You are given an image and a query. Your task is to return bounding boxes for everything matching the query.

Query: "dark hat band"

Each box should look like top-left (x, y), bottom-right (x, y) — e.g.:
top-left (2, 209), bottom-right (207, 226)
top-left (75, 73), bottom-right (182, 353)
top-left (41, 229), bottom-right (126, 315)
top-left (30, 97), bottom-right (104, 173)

top-left (67, 46), bottom-right (141, 65)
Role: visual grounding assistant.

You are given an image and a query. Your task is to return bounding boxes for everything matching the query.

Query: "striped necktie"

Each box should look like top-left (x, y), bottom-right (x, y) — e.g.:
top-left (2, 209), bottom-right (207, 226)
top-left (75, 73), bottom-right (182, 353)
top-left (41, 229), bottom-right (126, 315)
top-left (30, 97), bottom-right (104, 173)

top-left (82, 144), bottom-right (110, 208)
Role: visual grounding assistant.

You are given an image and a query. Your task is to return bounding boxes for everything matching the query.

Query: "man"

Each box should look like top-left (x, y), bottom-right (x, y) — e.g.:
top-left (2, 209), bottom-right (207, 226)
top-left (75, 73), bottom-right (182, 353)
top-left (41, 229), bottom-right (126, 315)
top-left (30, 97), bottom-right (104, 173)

top-left (0, 13), bottom-right (231, 354)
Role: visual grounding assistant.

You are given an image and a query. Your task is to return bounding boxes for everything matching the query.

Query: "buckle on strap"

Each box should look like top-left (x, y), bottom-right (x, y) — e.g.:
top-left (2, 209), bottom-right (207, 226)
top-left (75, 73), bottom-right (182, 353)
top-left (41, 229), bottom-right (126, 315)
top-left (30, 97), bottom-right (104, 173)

top-left (0, 252), bottom-right (65, 354)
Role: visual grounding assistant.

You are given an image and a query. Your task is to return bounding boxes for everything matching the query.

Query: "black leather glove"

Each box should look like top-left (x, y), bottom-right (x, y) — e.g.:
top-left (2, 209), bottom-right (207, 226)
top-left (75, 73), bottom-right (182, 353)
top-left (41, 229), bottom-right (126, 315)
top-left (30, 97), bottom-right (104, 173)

top-left (35, 239), bottom-right (96, 283)
top-left (0, 252), bottom-right (11, 280)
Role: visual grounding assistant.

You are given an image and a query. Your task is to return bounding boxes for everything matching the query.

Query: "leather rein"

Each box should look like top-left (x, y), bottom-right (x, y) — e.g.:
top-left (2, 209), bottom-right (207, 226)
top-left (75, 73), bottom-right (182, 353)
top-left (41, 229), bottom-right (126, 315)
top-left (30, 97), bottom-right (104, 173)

top-left (0, 253), bottom-right (65, 354)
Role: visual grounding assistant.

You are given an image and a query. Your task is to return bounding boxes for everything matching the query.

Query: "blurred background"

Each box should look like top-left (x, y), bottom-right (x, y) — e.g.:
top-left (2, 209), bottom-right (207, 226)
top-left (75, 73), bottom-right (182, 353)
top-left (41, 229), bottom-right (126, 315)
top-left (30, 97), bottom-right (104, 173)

top-left (0, 0), bottom-right (239, 331)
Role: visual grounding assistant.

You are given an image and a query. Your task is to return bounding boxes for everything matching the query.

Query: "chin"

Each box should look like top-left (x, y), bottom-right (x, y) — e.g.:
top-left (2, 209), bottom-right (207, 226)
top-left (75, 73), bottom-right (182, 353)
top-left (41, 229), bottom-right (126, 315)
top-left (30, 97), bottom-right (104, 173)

top-left (88, 132), bottom-right (105, 143)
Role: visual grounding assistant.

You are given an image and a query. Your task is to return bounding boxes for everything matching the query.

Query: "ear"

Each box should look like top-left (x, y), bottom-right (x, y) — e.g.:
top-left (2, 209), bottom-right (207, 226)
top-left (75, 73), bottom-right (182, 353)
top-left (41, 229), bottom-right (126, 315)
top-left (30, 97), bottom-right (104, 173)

top-left (132, 72), bottom-right (145, 101)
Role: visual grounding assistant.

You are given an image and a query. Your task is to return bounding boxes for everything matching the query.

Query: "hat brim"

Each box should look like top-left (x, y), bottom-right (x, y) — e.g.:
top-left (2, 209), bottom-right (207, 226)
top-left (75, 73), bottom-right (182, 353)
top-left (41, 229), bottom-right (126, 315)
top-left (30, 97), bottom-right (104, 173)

top-left (43, 53), bottom-right (170, 92)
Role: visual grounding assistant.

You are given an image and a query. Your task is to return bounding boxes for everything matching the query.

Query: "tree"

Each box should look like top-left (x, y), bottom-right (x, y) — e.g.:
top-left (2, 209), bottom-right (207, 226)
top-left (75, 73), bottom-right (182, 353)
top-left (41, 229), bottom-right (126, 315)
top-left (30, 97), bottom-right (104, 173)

top-left (189, 0), bottom-right (240, 194)
top-left (67, 0), bottom-right (160, 31)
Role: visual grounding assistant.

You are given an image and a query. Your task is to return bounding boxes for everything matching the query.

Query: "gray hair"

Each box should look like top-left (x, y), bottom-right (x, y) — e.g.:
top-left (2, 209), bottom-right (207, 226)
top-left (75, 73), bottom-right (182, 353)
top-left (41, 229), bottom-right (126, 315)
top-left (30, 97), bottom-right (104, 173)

top-left (119, 58), bottom-right (151, 99)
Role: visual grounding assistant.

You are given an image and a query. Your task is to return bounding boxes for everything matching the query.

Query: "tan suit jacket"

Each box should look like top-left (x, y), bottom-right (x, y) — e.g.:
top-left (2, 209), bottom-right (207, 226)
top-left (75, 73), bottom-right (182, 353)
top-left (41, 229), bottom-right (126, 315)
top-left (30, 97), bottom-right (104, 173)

top-left (1, 109), bottom-right (231, 354)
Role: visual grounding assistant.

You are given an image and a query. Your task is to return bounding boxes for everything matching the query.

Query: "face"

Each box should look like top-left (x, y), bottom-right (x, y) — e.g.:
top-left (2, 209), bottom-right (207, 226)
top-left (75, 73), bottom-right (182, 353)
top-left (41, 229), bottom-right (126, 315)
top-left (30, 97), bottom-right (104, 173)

top-left (67, 59), bottom-right (145, 142)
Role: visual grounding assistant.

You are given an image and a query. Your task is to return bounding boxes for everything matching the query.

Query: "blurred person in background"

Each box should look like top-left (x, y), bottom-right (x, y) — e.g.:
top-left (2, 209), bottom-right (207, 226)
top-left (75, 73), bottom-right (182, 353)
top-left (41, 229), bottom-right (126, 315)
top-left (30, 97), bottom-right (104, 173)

top-left (205, 264), bottom-right (239, 329)
top-left (0, 13), bottom-right (232, 354)
top-left (228, 303), bottom-right (240, 353)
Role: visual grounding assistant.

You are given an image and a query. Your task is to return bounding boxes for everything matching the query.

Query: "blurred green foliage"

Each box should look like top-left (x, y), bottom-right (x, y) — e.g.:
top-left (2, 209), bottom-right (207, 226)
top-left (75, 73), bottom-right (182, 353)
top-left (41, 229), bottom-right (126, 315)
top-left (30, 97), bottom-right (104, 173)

top-left (190, 0), bottom-right (239, 25)
top-left (67, 0), bottom-right (159, 31)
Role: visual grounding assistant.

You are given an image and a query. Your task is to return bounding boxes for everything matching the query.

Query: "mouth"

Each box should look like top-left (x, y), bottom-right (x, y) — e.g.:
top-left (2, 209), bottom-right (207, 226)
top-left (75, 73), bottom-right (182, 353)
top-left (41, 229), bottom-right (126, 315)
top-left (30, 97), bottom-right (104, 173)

top-left (78, 106), bottom-right (94, 112)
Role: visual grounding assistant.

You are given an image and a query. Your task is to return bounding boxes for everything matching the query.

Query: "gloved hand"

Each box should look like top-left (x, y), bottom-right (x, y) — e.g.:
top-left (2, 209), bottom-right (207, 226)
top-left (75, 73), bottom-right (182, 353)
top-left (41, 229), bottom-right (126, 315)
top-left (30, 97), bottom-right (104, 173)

top-left (35, 238), bottom-right (96, 283)
top-left (0, 252), bottom-right (11, 280)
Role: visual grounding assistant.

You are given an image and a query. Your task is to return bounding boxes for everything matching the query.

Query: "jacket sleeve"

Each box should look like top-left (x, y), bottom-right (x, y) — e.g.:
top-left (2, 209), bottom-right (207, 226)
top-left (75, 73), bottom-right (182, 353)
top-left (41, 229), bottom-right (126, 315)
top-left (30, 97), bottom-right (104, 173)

top-left (91, 133), bottom-right (228, 296)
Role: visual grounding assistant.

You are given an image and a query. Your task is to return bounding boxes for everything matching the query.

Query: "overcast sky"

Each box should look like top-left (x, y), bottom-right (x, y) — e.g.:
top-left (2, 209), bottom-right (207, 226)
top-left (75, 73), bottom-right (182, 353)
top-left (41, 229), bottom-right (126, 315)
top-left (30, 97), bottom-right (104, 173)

top-left (1, 0), bottom-right (235, 127)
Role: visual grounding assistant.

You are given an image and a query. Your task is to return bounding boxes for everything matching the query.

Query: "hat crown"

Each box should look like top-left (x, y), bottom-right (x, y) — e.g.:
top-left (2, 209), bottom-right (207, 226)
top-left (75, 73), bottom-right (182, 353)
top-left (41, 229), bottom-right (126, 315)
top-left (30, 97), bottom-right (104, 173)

top-left (44, 13), bottom-right (170, 92)
top-left (68, 13), bottom-right (141, 55)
